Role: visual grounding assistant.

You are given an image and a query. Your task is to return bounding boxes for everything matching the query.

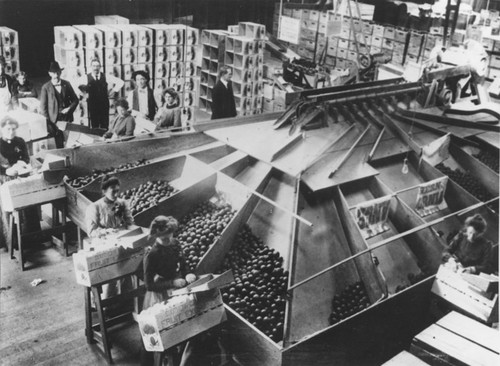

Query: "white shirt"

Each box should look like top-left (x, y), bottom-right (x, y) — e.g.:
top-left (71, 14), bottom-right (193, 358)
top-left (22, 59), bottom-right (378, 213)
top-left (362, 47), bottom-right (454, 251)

top-left (127, 87), bottom-right (149, 116)
top-left (73, 72), bottom-right (125, 96)
top-left (221, 79), bottom-right (228, 88)
top-left (51, 80), bottom-right (62, 94)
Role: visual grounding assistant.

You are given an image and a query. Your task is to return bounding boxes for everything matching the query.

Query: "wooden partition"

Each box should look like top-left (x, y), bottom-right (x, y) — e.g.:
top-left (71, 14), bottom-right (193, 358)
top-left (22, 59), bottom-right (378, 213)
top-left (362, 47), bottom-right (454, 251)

top-left (36, 132), bottom-right (215, 177)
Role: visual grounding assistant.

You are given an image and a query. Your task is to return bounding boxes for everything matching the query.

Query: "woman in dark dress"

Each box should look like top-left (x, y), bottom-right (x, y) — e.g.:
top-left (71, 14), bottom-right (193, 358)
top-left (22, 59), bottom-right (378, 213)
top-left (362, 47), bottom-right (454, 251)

top-left (0, 116), bottom-right (36, 250)
top-left (141, 215), bottom-right (196, 366)
top-left (442, 214), bottom-right (493, 274)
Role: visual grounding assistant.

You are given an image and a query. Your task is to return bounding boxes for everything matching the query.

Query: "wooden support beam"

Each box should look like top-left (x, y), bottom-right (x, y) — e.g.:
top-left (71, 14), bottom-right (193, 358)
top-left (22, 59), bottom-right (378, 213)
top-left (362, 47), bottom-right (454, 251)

top-left (328, 126), bottom-right (371, 178)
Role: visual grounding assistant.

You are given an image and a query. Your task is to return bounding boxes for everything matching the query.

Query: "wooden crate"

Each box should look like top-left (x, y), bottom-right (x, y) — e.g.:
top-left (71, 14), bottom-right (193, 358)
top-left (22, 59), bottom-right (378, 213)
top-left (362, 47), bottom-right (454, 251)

top-left (109, 24), bottom-right (138, 48)
top-left (54, 26), bottom-right (83, 49)
top-left (432, 266), bottom-right (499, 323)
top-left (73, 227), bottom-right (149, 286)
top-left (138, 289), bottom-right (226, 351)
top-left (73, 25), bottom-right (104, 49)
top-left (94, 25), bottom-right (122, 48)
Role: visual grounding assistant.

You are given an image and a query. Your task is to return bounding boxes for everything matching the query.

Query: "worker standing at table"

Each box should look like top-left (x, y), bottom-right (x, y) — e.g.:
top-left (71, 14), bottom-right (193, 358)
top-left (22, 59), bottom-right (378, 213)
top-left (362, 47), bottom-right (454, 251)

top-left (211, 66), bottom-right (236, 120)
top-left (0, 56), bottom-right (14, 114)
top-left (442, 214), bottom-right (493, 274)
top-left (0, 116), bottom-right (40, 250)
top-left (127, 70), bottom-right (156, 121)
top-left (76, 58), bottom-right (124, 129)
top-left (141, 215), bottom-right (197, 366)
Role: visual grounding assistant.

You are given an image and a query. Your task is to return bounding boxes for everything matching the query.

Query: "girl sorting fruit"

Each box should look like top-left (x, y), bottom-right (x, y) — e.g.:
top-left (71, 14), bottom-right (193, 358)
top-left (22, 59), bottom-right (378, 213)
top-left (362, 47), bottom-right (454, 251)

top-left (85, 175), bottom-right (134, 238)
top-left (442, 214), bottom-right (493, 274)
top-left (141, 215), bottom-right (197, 366)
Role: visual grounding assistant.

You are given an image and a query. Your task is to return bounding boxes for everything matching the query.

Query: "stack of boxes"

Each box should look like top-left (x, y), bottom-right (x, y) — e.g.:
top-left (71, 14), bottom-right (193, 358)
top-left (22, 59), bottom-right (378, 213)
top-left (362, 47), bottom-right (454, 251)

top-left (199, 22), bottom-right (265, 117)
top-left (53, 23), bottom-right (200, 128)
top-left (0, 26), bottom-right (19, 76)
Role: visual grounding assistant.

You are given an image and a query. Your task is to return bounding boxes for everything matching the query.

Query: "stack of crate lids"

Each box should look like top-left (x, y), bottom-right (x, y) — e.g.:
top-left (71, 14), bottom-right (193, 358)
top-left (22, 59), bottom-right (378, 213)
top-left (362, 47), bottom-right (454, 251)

top-left (409, 311), bottom-right (499, 366)
top-left (432, 265), bottom-right (499, 323)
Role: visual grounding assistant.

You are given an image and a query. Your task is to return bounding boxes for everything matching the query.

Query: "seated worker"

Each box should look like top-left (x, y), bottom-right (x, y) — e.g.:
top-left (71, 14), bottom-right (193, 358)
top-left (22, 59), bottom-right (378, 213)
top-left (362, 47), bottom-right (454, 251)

top-left (103, 98), bottom-right (135, 140)
top-left (442, 214), bottom-right (493, 274)
top-left (85, 175), bottom-right (134, 238)
top-left (11, 71), bottom-right (37, 105)
top-left (154, 88), bottom-right (181, 131)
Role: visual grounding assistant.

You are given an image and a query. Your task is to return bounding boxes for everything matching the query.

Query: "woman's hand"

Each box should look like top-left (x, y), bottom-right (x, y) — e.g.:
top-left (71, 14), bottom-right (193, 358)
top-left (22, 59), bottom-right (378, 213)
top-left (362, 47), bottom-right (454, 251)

top-left (172, 278), bottom-right (187, 289)
top-left (460, 266), bottom-right (476, 274)
top-left (185, 273), bottom-right (197, 284)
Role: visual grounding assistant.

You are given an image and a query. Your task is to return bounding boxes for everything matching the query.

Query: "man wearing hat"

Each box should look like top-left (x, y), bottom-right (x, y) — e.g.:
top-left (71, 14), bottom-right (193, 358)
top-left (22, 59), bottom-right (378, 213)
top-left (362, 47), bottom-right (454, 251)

top-left (127, 70), bottom-right (156, 121)
top-left (39, 61), bottom-right (79, 147)
top-left (40, 61), bottom-right (79, 124)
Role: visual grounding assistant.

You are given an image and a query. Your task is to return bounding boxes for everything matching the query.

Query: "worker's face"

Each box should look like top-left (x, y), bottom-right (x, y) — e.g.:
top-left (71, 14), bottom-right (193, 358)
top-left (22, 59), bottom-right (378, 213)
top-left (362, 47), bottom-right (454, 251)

top-left (49, 71), bottom-right (61, 83)
top-left (1, 123), bottom-right (17, 140)
top-left (136, 75), bottom-right (148, 89)
top-left (466, 226), bottom-right (480, 242)
top-left (116, 106), bottom-right (127, 117)
top-left (223, 71), bottom-right (232, 82)
top-left (17, 74), bottom-right (26, 85)
top-left (104, 184), bottom-right (120, 202)
top-left (165, 93), bottom-right (174, 105)
top-left (91, 61), bottom-right (101, 75)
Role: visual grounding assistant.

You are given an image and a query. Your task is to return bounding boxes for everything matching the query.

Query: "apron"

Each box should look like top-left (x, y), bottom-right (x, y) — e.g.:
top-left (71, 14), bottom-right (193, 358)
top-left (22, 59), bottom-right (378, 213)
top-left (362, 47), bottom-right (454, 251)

top-left (0, 78), bottom-right (11, 114)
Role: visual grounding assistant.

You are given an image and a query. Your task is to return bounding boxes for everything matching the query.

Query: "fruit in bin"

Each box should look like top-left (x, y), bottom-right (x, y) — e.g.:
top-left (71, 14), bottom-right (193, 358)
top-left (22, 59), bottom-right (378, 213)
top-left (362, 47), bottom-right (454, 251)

top-left (120, 180), bottom-right (177, 216)
top-left (218, 225), bottom-right (289, 343)
top-left (473, 150), bottom-right (499, 173)
top-left (176, 202), bottom-right (236, 272)
top-left (67, 159), bottom-right (149, 188)
top-left (328, 281), bottom-right (370, 326)
top-left (435, 163), bottom-right (493, 203)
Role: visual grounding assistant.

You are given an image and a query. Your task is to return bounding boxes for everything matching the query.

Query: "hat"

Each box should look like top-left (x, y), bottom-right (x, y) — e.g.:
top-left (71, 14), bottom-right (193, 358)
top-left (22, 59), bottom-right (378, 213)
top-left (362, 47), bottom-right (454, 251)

top-left (48, 61), bottom-right (63, 73)
top-left (131, 70), bottom-right (150, 82)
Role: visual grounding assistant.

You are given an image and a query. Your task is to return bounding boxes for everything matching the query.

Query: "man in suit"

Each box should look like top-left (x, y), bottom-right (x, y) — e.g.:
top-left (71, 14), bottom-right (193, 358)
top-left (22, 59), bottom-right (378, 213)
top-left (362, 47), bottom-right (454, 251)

top-left (211, 66), bottom-right (237, 120)
top-left (127, 70), bottom-right (156, 121)
top-left (39, 61), bottom-right (79, 147)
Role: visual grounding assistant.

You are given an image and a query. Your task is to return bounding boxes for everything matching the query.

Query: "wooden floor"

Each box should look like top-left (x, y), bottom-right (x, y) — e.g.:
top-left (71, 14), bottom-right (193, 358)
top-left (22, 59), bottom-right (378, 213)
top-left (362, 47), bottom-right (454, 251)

top-left (0, 243), bottom-right (143, 366)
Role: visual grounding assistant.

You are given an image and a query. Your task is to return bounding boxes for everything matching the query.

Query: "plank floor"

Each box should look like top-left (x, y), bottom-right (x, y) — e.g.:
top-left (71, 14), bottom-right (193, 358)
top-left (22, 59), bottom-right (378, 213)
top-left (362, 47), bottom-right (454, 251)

top-left (0, 244), bottom-right (142, 366)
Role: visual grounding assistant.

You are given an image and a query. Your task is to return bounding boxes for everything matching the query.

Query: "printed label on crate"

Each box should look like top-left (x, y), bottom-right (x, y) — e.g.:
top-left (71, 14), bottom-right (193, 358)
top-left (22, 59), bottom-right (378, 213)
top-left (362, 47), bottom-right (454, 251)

top-left (279, 16), bottom-right (301, 44)
top-left (415, 177), bottom-right (448, 217)
top-left (352, 195), bottom-right (391, 239)
top-left (138, 313), bottom-right (163, 352)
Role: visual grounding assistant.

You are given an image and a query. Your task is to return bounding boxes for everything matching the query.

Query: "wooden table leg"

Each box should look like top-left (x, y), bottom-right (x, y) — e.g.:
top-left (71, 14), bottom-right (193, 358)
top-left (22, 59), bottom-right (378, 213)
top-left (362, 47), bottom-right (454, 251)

top-left (14, 211), bottom-right (24, 271)
top-left (62, 205), bottom-right (68, 257)
top-left (85, 287), bottom-right (94, 344)
top-left (92, 286), bottom-right (113, 364)
top-left (8, 212), bottom-right (14, 260)
top-left (78, 227), bottom-right (83, 250)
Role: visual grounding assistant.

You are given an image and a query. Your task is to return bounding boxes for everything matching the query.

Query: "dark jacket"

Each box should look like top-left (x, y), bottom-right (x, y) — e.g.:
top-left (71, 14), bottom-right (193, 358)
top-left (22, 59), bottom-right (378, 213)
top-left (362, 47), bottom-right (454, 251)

top-left (211, 80), bottom-right (237, 120)
top-left (442, 231), bottom-right (493, 273)
top-left (0, 136), bottom-right (29, 176)
top-left (12, 80), bottom-right (37, 102)
top-left (40, 79), bottom-right (79, 123)
top-left (105, 113), bottom-right (135, 138)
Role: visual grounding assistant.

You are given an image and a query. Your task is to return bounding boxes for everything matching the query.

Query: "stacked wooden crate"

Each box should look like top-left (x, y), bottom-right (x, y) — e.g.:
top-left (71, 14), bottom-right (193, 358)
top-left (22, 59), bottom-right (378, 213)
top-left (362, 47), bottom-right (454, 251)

top-left (0, 26), bottom-right (20, 76)
top-left (199, 22), bottom-right (265, 117)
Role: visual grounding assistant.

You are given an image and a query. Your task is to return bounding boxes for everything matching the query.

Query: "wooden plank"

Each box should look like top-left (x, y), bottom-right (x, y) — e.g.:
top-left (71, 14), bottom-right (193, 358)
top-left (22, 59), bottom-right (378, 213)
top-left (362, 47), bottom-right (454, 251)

top-left (270, 132), bottom-right (303, 162)
top-left (224, 306), bottom-right (282, 366)
top-left (190, 144), bottom-right (235, 164)
top-left (383, 350), bottom-right (430, 366)
top-left (437, 311), bottom-right (500, 354)
top-left (209, 150), bottom-right (248, 171)
top-left (412, 324), bottom-right (499, 366)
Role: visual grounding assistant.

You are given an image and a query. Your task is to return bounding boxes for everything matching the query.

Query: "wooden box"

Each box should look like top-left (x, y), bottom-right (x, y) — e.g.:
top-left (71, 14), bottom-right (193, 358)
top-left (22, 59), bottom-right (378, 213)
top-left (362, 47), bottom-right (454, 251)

top-left (0, 26), bottom-right (18, 46)
top-left (121, 47), bottom-right (137, 65)
top-left (73, 227), bottom-right (149, 287)
top-left (103, 47), bottom-right (121, 67)
top-left (73, 25), bottom-right (104, 49)
top-left (85, 49), bottom-right (104, 69)
top-left (110, 24), bottom-right (138, 48)
top-left (94, 25), bottom-right (121, 48)
top-left (138, 289), bottom-right (226, 351)
top-left (135, 25), bottom-right (153, 47)
top-left (137, 46), bottom-right (153, 63)
top-left (54, 26), bottom-right (83, 49)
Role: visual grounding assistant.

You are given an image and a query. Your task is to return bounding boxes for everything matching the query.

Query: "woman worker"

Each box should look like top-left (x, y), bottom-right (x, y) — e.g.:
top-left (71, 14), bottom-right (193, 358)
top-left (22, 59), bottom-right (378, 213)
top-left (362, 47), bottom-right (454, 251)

top-left (154, 88), bottom-right (181, 131)
top-left (141, 215), bottom-right (196, 366)
top-left (442, 214), bottom-right (493, 274)
top-left (103, 98), bottom-right (136, 140)
top-left (85, 175), bottom-right (134, 239)
top-left (0, 117), bottom-right (42, 251)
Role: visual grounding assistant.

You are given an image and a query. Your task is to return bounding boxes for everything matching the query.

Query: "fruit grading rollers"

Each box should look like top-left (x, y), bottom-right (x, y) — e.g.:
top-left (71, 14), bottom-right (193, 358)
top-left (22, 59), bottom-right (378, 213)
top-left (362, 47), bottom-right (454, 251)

top-left (33, 76), bottom-right (499, 365)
